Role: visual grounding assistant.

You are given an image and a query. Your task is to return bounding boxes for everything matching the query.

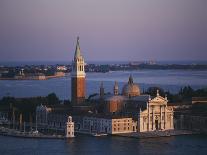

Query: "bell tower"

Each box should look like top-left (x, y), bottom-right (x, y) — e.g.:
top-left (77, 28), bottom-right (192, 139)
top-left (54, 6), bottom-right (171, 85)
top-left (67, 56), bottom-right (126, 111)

top-left (71, 37), bottom-right (86, 105)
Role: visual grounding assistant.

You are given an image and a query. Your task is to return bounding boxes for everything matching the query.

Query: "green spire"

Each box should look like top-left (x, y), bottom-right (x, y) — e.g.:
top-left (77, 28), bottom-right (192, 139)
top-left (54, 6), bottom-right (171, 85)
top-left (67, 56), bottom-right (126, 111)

top-left (74, 36), bottom-right (81, 58)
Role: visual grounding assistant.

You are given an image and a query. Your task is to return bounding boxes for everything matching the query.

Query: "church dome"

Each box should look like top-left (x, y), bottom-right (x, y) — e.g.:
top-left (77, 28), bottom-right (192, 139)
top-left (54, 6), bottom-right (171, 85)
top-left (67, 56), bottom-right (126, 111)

top-left (122, 75), bottom-right (141, 97)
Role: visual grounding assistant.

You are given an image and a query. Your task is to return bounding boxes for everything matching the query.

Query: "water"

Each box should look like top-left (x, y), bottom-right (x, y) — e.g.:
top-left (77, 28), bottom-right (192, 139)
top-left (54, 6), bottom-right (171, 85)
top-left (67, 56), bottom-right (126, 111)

top-left (0, 70), bottom-right (207, 99)
top-left (0, 69), bottom-right (207, 154)
top-left (0, 135), bottom-right (207, 155)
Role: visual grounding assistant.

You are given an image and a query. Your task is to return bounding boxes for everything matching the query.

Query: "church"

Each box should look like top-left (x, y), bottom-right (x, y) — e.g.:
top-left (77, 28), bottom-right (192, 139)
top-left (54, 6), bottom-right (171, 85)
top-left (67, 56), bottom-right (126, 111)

top-left (90, 75), bottom-right (174, 132)
top-left (36, 37), bottom-right (174, 134)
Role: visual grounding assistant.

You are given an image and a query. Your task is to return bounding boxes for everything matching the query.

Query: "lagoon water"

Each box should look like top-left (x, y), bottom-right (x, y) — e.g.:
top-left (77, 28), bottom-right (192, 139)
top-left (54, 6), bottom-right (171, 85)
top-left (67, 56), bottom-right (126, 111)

top-left (0, 70), bottom-right (207, 154)
top-left (0, 70), bottom-right (207, 99)
top-left (0, 135), bottom-right (207, 155)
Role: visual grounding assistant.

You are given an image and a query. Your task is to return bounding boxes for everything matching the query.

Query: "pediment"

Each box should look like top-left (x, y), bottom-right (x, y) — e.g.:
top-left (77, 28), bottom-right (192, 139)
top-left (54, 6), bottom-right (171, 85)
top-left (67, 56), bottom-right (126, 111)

top-left (149, 96), bottom-right (167, 105)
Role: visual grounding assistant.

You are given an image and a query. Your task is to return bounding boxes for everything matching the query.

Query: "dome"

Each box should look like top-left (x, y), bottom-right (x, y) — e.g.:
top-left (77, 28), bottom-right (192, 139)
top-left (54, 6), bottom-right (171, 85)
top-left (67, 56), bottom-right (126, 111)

top-left (122, 75), bottom-right (141, 97)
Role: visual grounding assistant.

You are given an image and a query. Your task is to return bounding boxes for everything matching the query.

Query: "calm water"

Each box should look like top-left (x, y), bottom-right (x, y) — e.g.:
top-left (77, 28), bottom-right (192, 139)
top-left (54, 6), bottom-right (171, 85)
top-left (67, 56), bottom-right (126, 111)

top-left (0, 135), bottom-right (207, 155)
top-left (0, 70), bottom-right (207, 99)
top-left (0, 70), bottom-right (207, 155)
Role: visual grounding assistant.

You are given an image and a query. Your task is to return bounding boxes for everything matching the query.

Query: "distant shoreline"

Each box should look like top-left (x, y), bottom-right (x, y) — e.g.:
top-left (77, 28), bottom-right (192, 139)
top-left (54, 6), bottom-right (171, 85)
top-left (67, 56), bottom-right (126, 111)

top-left (0, 73), bottom-right (66, 80)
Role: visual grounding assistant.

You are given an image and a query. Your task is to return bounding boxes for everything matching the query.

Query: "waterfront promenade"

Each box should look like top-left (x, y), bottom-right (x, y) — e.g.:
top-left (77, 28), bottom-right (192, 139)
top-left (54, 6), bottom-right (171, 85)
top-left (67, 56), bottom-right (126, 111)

top-left (0, 126), bottom-right (199, 140)
top-left (0, 127), bottom-right (64, 139)
top-left (115, 130), bottom-right (198, 139)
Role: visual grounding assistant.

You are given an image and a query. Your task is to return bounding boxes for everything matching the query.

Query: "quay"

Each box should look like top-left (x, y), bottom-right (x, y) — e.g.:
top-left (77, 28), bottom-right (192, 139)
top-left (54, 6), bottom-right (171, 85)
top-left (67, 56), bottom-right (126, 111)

top-left (114, 130), bottom-right (200, 139)
top-left (0, 126), bottom-right (199, 140)
top-left (0, 127), bottom-right (64, 139)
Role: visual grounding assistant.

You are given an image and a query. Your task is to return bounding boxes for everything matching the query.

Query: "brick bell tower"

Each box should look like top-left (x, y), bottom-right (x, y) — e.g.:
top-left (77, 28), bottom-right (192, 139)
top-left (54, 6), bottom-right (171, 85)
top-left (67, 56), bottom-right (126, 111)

top-left (71, 37), bottom-right (86, 105)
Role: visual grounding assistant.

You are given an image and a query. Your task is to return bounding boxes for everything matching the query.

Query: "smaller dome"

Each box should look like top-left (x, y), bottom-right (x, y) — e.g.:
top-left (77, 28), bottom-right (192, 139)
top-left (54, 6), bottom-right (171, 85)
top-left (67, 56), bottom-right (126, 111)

top-left (122, 75), bottom-right (141, 97)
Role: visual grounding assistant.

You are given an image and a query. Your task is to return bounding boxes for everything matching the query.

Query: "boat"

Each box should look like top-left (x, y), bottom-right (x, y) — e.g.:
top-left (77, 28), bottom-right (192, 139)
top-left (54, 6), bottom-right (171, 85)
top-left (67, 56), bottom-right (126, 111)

top-left (92, 133), bottom-right (108, 137)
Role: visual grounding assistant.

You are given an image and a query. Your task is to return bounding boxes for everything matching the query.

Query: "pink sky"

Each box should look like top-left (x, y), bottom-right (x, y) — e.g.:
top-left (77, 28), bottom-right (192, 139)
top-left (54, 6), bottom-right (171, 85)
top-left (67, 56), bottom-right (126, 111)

top-left (0, 0), bottom-right (206, 61)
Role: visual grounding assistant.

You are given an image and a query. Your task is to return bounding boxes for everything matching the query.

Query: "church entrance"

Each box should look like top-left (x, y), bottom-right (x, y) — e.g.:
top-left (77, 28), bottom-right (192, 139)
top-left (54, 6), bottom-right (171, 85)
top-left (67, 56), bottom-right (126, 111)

top-left (155, 120), bottom-right (159, 130)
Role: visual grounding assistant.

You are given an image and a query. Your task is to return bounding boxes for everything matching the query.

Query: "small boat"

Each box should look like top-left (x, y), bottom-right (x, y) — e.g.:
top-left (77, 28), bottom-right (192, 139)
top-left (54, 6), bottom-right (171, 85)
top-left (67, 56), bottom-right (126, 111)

top-left (92, 133), bottom-right (108, 137)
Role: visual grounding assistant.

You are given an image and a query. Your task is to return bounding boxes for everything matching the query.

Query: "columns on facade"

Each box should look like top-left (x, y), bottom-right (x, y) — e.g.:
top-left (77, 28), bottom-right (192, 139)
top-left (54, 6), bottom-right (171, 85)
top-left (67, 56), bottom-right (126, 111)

top-left (152, 106), bottom-right (154, 130)
top-left (148, 104), bottom-right (150, 131)
top-left (164, 105), bottom-right (167, 129)
top-left (160, 106), bottom-right (162, 130)
top-left (171, 113), bottom-right (174, 129)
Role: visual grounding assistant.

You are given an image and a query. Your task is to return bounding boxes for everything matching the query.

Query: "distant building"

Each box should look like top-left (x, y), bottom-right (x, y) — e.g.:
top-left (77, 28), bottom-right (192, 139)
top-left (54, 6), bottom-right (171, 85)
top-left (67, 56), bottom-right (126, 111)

top-left (15, 73), bottom-right (46, 80)
top-left (57, 66), bottom-right (67, 71)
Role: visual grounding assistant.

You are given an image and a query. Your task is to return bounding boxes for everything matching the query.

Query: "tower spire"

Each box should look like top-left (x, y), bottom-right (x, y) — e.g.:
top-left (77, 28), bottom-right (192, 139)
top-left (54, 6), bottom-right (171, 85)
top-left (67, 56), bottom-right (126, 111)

top-left (157, 89), bottom-right (160, 97)
top-left (74, 36), bottom-right (81, 58)
top-left (100, 82), bottom-right (104, 98)
top-left (128, 74), bottom-right (133, 84)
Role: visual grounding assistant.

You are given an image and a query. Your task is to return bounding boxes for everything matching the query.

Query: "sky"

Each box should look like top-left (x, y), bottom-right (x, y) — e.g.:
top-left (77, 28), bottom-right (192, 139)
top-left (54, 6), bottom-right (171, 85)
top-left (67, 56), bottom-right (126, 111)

top-left (0, 0), bottom-right (206, 62)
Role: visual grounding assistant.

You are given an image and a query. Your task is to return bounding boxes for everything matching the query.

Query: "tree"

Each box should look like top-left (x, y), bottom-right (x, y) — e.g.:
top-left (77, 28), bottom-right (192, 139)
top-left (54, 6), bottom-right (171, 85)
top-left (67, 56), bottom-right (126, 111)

top-left (46, 93), bottom-right (59, 105)
top-left (179, 86), bottom-right (194, 98)
top-left (146, 86), bottom-right (165, 97)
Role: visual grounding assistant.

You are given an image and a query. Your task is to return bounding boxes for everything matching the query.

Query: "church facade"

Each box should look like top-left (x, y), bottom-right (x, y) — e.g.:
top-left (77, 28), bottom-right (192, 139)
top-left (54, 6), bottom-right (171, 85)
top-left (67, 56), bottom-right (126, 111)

top-left (137, 92), bottom-right (174, 132)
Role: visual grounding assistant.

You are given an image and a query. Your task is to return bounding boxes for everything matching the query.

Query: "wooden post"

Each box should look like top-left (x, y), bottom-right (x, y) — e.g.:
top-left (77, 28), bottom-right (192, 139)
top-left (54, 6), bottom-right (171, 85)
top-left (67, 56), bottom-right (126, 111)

top-left (12, 108), bottom-right (15, 129)
top-left (19, 113), bottom-right (23, 131)
top-left (29, 113), bottom-right (33, 130)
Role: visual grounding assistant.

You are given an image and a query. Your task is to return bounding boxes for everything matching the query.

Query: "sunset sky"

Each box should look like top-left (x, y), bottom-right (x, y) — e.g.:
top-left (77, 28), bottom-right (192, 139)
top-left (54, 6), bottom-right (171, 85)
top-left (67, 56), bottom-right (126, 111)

top-left (0, 0), bottom-right (206, 61)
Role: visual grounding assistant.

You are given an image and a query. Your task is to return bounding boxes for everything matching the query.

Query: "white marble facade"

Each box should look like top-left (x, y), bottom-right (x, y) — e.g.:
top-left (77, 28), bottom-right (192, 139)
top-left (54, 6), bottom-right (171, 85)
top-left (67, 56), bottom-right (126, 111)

top-left (138, 92), bottom-right (174, 132)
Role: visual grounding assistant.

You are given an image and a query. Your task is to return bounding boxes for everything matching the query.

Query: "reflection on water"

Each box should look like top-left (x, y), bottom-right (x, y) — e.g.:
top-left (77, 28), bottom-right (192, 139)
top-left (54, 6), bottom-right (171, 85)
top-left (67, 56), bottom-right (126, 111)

top-left (0, 135), bottom-right (207, 155)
